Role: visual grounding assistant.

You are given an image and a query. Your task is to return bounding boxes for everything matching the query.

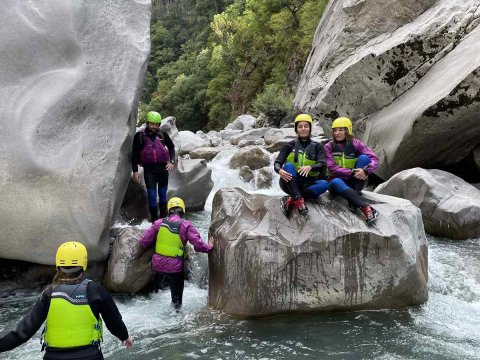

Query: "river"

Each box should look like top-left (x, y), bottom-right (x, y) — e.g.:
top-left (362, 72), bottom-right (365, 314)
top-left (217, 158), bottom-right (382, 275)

top-left (1, 149), bottom-right (479, 359)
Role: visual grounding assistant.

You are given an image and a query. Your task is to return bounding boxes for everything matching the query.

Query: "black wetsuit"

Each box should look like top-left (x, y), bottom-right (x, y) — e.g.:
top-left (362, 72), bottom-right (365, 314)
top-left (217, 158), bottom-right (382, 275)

top-left (131, 129), bottom-right (176, 220)
top-left (0, 281), bottom-right (129, 360)
top-left (274, 138), bottom-right (328, 199)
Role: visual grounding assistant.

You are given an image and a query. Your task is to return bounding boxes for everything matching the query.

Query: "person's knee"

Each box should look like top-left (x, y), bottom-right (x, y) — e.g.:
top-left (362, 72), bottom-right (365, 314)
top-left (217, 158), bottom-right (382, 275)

top-left (329, 178), bottom-right (348, 193)
top-left (283, 163), bottom-right (296, 175)
top-left (356, 155), bottom-right (370, 168)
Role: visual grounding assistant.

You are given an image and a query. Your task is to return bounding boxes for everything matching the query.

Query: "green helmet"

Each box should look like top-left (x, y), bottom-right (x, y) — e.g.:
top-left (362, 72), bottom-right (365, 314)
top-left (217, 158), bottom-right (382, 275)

top-left (146, 111), bottom-right (162, 124)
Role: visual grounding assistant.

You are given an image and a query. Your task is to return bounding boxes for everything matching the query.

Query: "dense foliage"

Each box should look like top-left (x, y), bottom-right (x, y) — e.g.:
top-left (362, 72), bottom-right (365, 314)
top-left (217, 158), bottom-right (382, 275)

top-left (142, 0), bottom-right (328, 130)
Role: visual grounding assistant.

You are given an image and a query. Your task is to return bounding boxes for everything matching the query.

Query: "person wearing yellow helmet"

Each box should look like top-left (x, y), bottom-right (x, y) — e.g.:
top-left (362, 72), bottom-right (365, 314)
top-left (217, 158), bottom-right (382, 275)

top-left (0, 242), bottom-right (133, 359)
top-left (139, 197), bottom-right (213, 310)
top-left (274, 113), bottom-right (328, 217)
top-left (131, 111), bottom-right (177, 222)
top-left (325, 117), bottom-right (379, 224)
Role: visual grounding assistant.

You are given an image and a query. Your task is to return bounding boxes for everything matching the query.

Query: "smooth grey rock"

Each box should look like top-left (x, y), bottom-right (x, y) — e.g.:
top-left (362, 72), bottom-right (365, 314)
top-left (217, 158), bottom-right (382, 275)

top-left (120, 168), bottom-right (149, 222)
top-left (206, 131), bottom-right (222, 147)
top-left (219, 129), bottom-right (242, 141)
top-left (0, 1), bottom-right (150, 264)
top-left (208, 188), bottom-right (428, 317)
top-left (238, 138), bottom-right (266, 148)
top-left (225, 114), bottom-right (256, 130)
top-left (230, 128), bottom-right (270, 145)
top-left (295, 0), bottom-right (480, 179)
top-left (189, 147), bottom-right (222, 161)
top-left (255, 167), bottom-right (273, 189)
top-left (104, 227), bottom-right (154, 293)
top-left (178, 131), bottom-right (208, 155)
top-left (160, 116), bottom-right (180, 159)
top-left (167, 158), bottom-right (214, 211)
top-left (375, 168), bottom-right (480, 239)
top-left (239, 166), bottom-right (254, 183)
top-left (229, 146), bottom-right (271, 170)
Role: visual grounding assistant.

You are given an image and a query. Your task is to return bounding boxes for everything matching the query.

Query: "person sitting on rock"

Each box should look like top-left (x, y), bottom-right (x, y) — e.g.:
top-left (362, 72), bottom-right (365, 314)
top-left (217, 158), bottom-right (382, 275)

top-left (324, 117), bottom-right (379, 224)
top-left (0, 242), bottom-right (133, 359)
top-left (139, 197), bottom-right (213, 310)
top-left (131, 111), bottom-right (176, 222)
top-left (274, 113), bottom-right (329, 217)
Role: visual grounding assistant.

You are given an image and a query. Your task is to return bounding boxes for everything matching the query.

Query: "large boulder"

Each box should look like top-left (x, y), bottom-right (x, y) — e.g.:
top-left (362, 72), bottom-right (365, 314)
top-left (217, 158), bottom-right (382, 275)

top-left (225, 114), bottom-right (256, 130)
top-left (189, 147), bottom-right (223, 161)
top-left (0, 1), bottom-right (150, 264)
top-left (295, 0), bottom-right (480, 180)
top-left (178, 131), bottom-right (208, 155)
top-left (167, 158), bottom-right (214, 211)
top-left (208, 187), bottom-right (428, 317)
top-left (229, 146), bottom-right (271, 170)
top-left (230, 128), bottom-right (271, 145)
top-left (375, 168), bottom-right (480, 239)
top-left (104, 227), bottom-right (154, 293)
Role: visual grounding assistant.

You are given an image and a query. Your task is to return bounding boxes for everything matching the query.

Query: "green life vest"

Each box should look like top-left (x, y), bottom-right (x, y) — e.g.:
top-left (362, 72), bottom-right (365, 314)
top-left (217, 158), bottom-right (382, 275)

top-left (43, 279), bottom-right (102, 349)
top-left (285, 140), bottom-right (320, 177)
top-left (155, 219), bottom-right (185, 257)
top-left (327, 141), bottom-right (357, 175)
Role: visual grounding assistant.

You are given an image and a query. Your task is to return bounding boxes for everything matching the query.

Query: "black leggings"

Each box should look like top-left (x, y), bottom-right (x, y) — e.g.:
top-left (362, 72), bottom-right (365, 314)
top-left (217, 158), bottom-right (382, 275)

top-left (155, 272), bottom-right (185, 309)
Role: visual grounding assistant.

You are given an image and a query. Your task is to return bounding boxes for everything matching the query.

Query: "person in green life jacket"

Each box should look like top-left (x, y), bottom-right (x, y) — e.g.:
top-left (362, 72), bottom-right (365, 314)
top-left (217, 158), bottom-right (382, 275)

top-left (324, 117), bottom-right (379, 224)
top-left (274, 114), bottom-right (329, 217)
top-left (0, 242), bottom-right (133, 359)
top-left (131, 111), bottom-right (176, 222)
top-left (139, 197), bottom-right (213, 310)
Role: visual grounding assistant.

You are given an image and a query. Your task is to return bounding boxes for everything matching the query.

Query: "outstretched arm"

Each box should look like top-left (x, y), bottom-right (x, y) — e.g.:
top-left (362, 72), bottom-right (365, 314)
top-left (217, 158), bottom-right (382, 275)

top-left (0, 290), bottom-right (50, 353)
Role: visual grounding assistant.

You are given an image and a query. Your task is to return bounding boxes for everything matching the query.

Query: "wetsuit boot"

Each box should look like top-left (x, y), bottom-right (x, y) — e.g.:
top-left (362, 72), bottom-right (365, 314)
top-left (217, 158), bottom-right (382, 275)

top-left (149, 206), bottom-right (158, 222)
top-left (294, 197), bottom-right (309, 216)
top-left (280, 196), bottom-right (295, 218)
top-left (159, 201), bottom-right (168, 219)
top-left (361, 205), bottom-right (379, 225)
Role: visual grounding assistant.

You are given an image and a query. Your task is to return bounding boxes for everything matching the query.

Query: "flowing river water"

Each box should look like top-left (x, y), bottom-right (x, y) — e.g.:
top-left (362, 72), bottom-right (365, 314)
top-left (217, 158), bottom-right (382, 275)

top-left (1, 149), bottom-right (480, 359)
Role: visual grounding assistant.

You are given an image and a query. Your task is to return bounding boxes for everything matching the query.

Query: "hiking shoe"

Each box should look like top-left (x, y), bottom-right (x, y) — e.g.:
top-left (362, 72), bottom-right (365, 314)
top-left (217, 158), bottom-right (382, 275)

top-left (294, 197), bottom-right (309, 216)
top-left (361, 205), bottom-right (378, 225)
top-left (280, 196), bottom-right (294, 218)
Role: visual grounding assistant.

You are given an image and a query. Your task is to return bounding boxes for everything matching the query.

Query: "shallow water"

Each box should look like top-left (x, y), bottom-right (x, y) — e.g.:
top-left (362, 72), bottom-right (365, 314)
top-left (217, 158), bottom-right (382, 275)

top-left (1, 153), bottom-right (480, 359)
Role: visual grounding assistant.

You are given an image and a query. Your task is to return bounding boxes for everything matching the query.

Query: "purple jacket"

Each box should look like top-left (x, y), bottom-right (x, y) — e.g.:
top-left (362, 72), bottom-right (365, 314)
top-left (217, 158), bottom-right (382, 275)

top-left (139, 214), bottom-right (213, 273)
top-left (139, 129), bottom-right (170, 165)
top-left (324, 138), bottom-right (379, 180)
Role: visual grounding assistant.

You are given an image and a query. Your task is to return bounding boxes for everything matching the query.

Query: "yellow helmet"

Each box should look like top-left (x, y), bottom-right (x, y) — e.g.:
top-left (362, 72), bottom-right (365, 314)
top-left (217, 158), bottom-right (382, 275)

top-left (56, 242), bottom-right (88, 271)
top-left (332, 117), bottom-right (353, 134)
top-left (294, 113), bottom-right (313, 125)
top-left (167, 197), bottom-right (185, 213)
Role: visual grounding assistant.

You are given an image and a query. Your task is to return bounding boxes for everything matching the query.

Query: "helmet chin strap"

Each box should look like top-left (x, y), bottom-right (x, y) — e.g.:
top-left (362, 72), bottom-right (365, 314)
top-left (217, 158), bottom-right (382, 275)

top-left (59, 266), bottom-right (83, 273)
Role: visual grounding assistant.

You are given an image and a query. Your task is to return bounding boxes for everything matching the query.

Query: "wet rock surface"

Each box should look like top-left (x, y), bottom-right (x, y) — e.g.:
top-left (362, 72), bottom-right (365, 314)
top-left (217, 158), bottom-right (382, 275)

top-left (375, 168), bottom-right (480, 240)
top-left (208, 187), bottom-right (428, 317)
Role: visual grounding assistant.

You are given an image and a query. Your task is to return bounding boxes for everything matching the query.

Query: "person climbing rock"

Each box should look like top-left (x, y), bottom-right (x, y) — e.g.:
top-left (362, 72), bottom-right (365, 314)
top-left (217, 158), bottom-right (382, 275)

top-left (0, 242), bottom-right (133, 359)
top-left (274, 113), bottom-right (328, 217)
top-left (139, 197), bottom-right (213, 310)
top-left (324, 117), bottom-right (379, 224)
top-left (131, 111), bottom-right (176, 222)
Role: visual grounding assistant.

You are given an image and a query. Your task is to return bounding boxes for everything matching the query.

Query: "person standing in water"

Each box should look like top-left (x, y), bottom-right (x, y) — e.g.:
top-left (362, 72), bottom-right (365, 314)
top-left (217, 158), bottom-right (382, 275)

top-left (274, 113), bottom-right (328, 217)
top-left (139, 197), bottom-right (213, 310)
top-left (131, 111), bottom-right (176, 222)
top-left (0, 241), bottom-right (132, 359)
top-left (324, 117), bottom-right (379, 224)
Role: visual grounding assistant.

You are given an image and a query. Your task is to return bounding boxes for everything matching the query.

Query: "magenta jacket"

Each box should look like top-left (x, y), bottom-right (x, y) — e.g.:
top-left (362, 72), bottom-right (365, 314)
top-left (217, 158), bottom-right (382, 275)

top-left (324, 138), bottom-right (379, 180)
top-left (139, 214), bottom-right (213, 273)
